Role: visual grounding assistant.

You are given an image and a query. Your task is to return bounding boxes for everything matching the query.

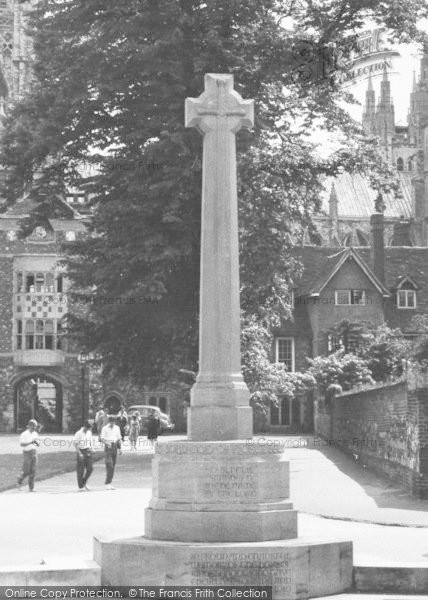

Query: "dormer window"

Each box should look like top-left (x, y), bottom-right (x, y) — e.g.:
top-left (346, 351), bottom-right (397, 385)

top-left (396, 276), bottom-right (417, 309)
top-left (397, 289), bottom-right (416, 309)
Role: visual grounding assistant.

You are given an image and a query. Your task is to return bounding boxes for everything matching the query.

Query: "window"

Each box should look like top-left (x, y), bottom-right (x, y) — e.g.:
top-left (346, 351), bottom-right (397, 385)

top-left (24, 320), bottom-right (34, 349)
top-left (56, 319), bottom-right (65, 350)
top-left (35, 273), bottom-right (45, 293)
top-left (141, 393), bottom-right (170, 413)
top-left (16, 319), bottom-right (22, 349)
top-left (16, 272), bottom-right (23, 293)
top-left (270, 397), bottom-right (291, 426)
top-left (20, 271), bottom-right (57, 293)
top-left (25, 274), bottom-right (35, 293)
top-left (17, 319), bottom-right (62, 351)
top-left (275, 338), bottom-right (295, 372)
top-left (397, 157), bottom-right (404, 171)
top-left (327, 334), bottom-right (343, 354)
top-left (335, 290), bottom-right (366, 305)
top-left (397, 289), bottom-right (416, 309)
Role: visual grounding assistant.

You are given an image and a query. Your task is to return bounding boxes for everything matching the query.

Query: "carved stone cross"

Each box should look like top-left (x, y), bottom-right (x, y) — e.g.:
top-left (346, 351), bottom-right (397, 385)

top-left (185, 74), bottom-right (254, 441)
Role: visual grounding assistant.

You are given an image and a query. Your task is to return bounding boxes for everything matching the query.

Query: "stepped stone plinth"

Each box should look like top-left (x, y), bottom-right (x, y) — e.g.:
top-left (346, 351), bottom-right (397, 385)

top-left (95, 440), bottom-right (353, 598)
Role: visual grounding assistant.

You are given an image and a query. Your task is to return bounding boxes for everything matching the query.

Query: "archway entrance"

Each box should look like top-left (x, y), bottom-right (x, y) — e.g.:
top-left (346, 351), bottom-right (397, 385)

top-left (14, 376), bottom-right (63, 433)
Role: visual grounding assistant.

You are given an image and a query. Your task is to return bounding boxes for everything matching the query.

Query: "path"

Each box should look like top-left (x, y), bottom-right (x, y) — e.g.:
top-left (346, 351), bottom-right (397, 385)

top-left (1, 434), bottom-right (428, 568)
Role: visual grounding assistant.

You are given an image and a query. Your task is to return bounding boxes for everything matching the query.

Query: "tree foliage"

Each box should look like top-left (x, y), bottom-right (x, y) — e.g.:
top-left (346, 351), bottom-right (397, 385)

top-left (1, 0), bottom-right (427, 385)
top-left (326, 319), bottom-right (371, 354)
top-left (307, 351), bottom-right (374, 392)
top-left (242, 317), bottom-right (315, 423)
top-left (358, 323), bottom-right (411, 381)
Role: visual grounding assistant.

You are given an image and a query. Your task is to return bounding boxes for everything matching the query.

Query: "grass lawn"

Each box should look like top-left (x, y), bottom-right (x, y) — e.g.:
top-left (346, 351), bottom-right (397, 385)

top-left (0, 451), bottom-right (103, 492)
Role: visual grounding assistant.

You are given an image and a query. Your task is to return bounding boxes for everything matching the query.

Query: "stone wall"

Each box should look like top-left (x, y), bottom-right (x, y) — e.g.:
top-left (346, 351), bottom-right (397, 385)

top-left (315, 378), bottom-right (428, 498)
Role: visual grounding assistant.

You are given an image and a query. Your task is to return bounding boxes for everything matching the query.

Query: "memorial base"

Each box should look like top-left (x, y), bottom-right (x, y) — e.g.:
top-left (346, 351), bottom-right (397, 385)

top-left (94, 441), bottom-right (353, 599)
top-left (94, 536), bottom-right (353, 600)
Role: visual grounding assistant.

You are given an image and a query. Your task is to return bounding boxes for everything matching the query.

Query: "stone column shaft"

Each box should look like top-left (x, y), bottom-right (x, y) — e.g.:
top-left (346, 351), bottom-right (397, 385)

top-left (185, 73), bottom-right (254, 440)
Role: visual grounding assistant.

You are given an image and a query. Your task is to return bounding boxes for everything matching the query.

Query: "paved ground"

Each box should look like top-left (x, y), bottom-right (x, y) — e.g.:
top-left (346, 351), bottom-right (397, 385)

top-left (280, 435), bottom-right (428, 526)
top-left (1, 434), bottom-right (428, 569)
top-left (0, 432), bottom-right (184, 454)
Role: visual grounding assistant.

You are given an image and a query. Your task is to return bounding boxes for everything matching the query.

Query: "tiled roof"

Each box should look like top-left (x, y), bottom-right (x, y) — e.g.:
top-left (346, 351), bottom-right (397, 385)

top-left (291, 246), bottom-right (428, 294)
top-left (322, 172), bottom-right (412, 219)
top-left (304, 247), bottom-right (390, 296)
top-left (359, 247), bottom-right (428, 290)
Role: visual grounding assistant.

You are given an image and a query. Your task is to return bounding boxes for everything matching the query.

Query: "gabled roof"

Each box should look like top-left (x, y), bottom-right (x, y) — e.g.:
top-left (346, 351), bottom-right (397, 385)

top-left (395, 274), bottom-right (419, 290)
top-left (291, 246), bottom-right (428, 297)
top-left (0, 193), bottom-right (85, 220)
top-left (305, 247), bottom-right (390, 297)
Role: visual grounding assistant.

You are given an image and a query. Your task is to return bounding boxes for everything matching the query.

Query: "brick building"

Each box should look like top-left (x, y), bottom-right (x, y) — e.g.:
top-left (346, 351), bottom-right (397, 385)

top-left (272, 54), bottom-right (428, 433)
top-left (0, 195), bottom-right (90, 432)
top-left (272, 213), bottom-right (428, 432)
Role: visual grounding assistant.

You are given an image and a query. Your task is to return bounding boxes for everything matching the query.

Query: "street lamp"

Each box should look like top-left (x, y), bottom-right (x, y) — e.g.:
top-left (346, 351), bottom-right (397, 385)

top-left (77, 352), bottom-right (90, 425)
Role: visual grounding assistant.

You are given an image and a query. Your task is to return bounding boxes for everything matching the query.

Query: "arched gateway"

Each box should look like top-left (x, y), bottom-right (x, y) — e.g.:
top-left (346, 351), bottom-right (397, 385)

top-left (12, 373), bottom-right (64, 433)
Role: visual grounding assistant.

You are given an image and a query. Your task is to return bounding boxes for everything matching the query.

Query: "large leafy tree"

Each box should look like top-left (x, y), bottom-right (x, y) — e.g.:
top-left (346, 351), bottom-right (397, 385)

top-left (1, 0), bottom-right (427, 386)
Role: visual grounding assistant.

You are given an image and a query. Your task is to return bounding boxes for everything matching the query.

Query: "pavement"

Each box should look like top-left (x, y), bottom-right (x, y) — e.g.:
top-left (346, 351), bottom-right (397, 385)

top-left (1, 434), bottom-right (428, 569)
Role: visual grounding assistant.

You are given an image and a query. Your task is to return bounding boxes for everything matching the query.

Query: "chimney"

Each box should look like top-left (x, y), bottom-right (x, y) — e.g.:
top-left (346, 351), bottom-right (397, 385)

top-left (370, 213), bottom-right (385, 283)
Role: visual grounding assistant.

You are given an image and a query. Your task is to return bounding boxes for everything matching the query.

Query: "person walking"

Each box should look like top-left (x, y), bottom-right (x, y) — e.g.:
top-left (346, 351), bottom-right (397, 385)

top-left (17, 419), bottom-right (40, 492)
top-left (118, 406), bottom-right (128, 442)
top-left (100, 415), bottom-right (122, 490)
top-left (147, 411), bottom-right (160, 448)
top-left (128, 413), bottom-right (140, 451)
top-left (73, 421), bottom-right (94, 491)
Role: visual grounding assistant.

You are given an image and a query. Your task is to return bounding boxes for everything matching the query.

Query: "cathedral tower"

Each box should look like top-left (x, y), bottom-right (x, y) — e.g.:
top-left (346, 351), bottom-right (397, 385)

top-left (375, 69), bottom-right (395, 149)
top-left (0, 0), bottom-right (31, 105)
top-left (362, 75), bottom-right (376, 135)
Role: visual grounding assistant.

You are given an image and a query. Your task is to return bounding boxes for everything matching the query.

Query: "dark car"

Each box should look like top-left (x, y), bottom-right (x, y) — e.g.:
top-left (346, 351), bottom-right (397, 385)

top-left (127, 405), bottom-right (175, 434)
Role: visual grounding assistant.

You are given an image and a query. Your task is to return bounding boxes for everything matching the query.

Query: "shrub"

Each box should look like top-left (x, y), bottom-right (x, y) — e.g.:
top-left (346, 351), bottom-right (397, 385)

top-left (307, 351), bottom-right (374, 393)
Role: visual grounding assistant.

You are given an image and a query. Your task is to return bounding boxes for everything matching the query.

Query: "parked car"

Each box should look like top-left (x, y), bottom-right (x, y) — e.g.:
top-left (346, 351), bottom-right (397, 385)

top-left (127, 404), bottom-right (175, 434)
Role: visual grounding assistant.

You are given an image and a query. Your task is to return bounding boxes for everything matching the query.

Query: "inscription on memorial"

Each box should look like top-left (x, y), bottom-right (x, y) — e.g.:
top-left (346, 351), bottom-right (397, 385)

top-left (203, 465), bottom-right (257, 499)
top-left (190, 552), bottom-right (295, 595)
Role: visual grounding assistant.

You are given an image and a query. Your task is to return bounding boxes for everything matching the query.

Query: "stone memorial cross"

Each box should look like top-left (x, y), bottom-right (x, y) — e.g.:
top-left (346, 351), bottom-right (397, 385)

top-left (185, 73), bottom-right (254, 441)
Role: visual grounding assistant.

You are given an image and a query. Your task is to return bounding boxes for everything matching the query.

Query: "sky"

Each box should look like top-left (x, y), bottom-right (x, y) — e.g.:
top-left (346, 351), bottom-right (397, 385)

top-left (343, 40), bottom-right (421, 125)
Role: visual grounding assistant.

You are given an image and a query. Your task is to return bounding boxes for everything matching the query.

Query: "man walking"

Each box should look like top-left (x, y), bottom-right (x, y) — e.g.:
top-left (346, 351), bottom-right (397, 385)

top-left (17, 419), bottom-right (39, 492)
top-left (100, 415), bottom-right (122, 490)
top-left (73, 421), bottom-right (94, 491)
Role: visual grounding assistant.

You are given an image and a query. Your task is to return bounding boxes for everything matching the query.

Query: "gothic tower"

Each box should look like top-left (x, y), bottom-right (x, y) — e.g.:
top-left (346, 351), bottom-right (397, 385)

top-left (362, 75), bottom-right (376, 135)
top-left (375, 69), bottom-right (395, 150)
top-left (408, 57), bottom-right (428, 147)
top-left (0, 0), bottom-right (32, 107)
